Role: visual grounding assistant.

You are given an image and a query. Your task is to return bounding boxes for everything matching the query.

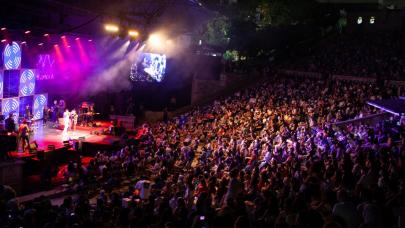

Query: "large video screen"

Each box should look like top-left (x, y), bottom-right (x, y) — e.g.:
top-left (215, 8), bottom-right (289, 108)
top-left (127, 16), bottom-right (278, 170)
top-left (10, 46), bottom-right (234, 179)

top-left (130, 53), bottom-right (166, 82)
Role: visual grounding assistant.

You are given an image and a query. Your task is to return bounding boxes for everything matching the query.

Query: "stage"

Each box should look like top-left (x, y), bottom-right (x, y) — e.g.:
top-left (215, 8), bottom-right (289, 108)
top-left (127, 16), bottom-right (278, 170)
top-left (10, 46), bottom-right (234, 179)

top-left (7, 121), bottom-right (121, 159)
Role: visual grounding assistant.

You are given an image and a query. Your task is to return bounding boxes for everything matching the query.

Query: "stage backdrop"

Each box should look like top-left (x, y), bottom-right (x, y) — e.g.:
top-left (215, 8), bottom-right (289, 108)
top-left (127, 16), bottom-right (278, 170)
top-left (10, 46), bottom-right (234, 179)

top-left (33, 94), bottom-right (48, 120)
top-left (3, 41), bottom-right (22, 70)
top-left (2, 97), bottom-right (19, 121)
top-left (1, 42), bottom-right (46, 122)
top-left (19, 69), bottom-right (36, 97)
top-left (0, 70), bottom-right (3, 98)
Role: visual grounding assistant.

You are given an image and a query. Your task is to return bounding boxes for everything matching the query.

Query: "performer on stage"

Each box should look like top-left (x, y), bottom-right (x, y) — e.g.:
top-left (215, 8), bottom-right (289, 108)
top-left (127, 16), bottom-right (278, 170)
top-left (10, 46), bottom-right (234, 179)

top-left (25, 105), bottom-right (31, 120)
top-left (70, 109), bottom-right (78, 131)
top-left (62, 109), bottom-right (70, 140)
top-left (18, 119), bottom-right (30, 153)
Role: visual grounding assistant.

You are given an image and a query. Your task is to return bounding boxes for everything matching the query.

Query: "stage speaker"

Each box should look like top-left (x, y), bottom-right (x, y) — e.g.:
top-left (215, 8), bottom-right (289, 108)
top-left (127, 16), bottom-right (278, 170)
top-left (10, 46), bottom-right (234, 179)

top-left (37, 150), bottom-right (45, 160)
top-left (63, 140), bottom-right (70, 147)
top-left (47, 145), bottom-right (55, 151)
top-left (29, 141), bottom-right (38, 153)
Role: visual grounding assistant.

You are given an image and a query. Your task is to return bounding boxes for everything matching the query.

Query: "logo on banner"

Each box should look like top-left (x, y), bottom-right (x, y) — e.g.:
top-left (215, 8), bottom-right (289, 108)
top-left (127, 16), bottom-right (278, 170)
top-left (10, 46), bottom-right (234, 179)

top-left (33, 94), bottom-right (47, 120)
top-left (20, 69), bottom-right (36, 96)
top-left (4, 42), bottom-right (22, 70)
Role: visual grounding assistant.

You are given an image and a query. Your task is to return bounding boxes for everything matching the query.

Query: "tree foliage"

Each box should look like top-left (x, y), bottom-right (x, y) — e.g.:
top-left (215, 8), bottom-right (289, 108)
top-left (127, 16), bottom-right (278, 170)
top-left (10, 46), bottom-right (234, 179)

top-left (201, 15), bottom-right (231, 47)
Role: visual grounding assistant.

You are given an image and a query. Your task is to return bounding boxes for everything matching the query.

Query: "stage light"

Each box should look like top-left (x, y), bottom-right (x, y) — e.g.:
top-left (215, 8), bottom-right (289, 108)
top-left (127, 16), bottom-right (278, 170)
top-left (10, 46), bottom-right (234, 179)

top-left (44, 33), bottom-right (49, 37)
top-left (370, 16), bottom-right (375, 24)
top-left (128, 30), bottom-right (139, 37)
top-left (25, 30), bottom-right (31, 34)
top-left (104, 24), bottom-right (119, 33)
top-left (21, 41), bottom-right (26, 44)
top-left (61, 35), bottom-right (66, 39)
top-left (38, 43), bottom-right (43, 46)
top-left (357, 17), bottom-right (363, 24)
top-left (1, 27), bottom-right (6, 31)
top-left (148, 33), bottom-right (163, 48)
top-left (88, 39), bottom-right (92, 42)
top-left (54, 44), bottom-right (58, 47)
top-left (1, 39), bottom-right (7, 43)
top-left (75, 37), bottom-right (80, 40)
top-left (67, 45), bottom-right (71, 48)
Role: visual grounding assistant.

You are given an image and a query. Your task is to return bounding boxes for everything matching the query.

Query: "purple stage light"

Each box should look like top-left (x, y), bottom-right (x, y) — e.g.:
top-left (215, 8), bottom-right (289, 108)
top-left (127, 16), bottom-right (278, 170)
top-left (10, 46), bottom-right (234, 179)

top-left (25, 30), bottom-right (31, 34)
top-left (1, 27), bottom-right (6, 31)
top-left (1, 39), bottom-right (7, 43)
top-left (75, 37), bottom-right (89, 64)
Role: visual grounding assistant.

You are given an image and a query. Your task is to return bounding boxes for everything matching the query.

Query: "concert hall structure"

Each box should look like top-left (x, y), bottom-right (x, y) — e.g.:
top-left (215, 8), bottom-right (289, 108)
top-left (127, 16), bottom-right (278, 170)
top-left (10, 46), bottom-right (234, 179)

top-left (0, 0), bottom-right (404, 227)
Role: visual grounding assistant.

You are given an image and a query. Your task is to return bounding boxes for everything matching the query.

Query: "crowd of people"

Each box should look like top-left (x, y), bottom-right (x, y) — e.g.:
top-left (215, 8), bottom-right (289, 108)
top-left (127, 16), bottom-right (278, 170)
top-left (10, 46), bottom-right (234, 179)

top-left (1, 74), bottom-right (403, 228)
top-left (289, 32), bottom-right (405, 81)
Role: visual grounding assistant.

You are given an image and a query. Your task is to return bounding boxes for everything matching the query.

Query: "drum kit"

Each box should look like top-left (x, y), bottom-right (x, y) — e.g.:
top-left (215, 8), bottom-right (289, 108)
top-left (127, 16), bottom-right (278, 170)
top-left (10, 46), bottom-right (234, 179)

top-left (77, 102), bottom-right (99, 127)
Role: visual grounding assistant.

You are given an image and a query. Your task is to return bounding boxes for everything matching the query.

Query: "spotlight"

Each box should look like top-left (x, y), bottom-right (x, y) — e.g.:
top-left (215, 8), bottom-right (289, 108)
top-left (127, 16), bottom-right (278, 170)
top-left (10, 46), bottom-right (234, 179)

top-left (25, 30), bottom-right (31, 34)
top-left (67, 45), bottom-right (71, 48)
top-left (61, 35), bottom-right (66, 39)
top-left (38, 43), bottom-right (43, 46)
top-left (370, 16), bottom-right (375, 24)
top-left (128, 30), bottom-right (139, 37)
top-left (1, 27), bottom-right (6, 31)
top-left (149, 33), bottom-right (163, 48)
top-left (54, 44), bottom-right (58, 47)
top-left (44, 33), bottom-right (49, 37)
top-left (88, 39), bottom-right (92, 42)
top-left (357, 17), bottom-right (363, 25)
top-left (21, 41), bottom-right (27, 44)
top-left (104, 24), bottom-right (119, 33)
top-left (75, 37), bottom-right (80, 40)
top-left (1, 39), bottom-right (7, 43)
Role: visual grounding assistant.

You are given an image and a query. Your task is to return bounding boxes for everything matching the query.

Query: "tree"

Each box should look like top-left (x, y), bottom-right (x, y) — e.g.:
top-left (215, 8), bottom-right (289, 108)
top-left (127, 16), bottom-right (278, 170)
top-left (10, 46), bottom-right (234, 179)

top-left (201, 15), bottom-right (231, 47)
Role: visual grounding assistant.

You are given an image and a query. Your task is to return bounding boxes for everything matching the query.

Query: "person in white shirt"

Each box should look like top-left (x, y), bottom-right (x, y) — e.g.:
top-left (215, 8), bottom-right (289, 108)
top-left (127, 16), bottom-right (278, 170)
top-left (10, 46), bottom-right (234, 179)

top-left (135, 179), bottom-right (153, 200)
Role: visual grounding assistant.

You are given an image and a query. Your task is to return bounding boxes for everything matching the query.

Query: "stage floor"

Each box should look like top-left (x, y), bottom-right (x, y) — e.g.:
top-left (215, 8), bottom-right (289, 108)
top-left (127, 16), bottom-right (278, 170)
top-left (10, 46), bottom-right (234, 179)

top-left (10, 121), bottom-right (120, 158)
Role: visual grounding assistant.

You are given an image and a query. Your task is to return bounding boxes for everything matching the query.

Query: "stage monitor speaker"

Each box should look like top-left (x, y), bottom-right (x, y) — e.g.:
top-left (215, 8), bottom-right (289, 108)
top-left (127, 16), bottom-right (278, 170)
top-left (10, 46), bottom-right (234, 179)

top-left (47, 145), bottom-right (55, 151)
top-left (29, 141), bottom-right (38, 153)
top-left (63, 140), bottom-right (70, 147)
top-left (37, 150), bottom-right (45, 160)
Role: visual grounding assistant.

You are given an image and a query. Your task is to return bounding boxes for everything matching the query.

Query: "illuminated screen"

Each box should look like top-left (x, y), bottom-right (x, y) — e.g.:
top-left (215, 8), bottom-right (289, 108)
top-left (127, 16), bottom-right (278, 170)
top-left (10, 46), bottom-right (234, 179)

top-left (36, 54), bottom-right (55, 80)
top-left (130, 52), bottom-right (166, 82)
top-left (3, 41), bottom-right (22, 70)
top-left (19, 69), bottom-right (36, 96)
top-left (2, 97), bottom-right (19, 122)
top-left (0, 70), bottom-right (3, 98)
top-left (33, 94), bottom-right (48, 120)
top-left (3, 70), bottom-right (19, 98)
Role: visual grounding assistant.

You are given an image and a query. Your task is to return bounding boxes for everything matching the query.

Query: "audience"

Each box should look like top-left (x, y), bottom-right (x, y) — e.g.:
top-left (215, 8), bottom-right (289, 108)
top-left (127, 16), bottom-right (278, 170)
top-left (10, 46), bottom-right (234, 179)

top-left (1, 74), bottom-right (404, 228)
